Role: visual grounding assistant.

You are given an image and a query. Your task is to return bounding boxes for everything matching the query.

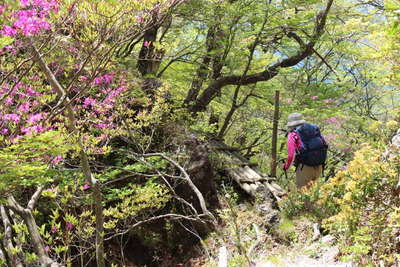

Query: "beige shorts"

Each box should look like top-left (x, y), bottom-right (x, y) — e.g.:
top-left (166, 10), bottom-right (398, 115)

top-left (296, 165), bottom-right (323, 188)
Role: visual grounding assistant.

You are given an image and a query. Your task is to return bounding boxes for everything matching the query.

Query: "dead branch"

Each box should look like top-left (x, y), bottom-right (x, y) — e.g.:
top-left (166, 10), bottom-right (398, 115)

top-left (5, 187), bottom-right (61, 267)
top-left (0, 205), bottom-right (24, 267)
top-left (133, 152), bottom-right (216, 222)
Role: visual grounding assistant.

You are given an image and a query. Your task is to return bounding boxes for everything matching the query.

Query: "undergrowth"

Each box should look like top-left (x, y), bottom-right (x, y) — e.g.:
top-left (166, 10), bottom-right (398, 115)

top-left (280, 143), bottom-right (400, 266)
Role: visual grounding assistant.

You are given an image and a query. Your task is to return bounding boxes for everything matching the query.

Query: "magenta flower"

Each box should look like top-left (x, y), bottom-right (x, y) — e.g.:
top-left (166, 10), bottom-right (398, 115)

top-left (311, 95), bottom-right (318, 100)
top-left (0, 128), bottom-right (9, 135)
top-left (44, 245), bottom-right (50, 252)
top-left (21, 125), bottom-right (44, 135)
top-left (4, 45), bottom-right (17, 55)
top-left (21, 0), bottom-right (59, 13)
top-left (83, 184), bottom-right (91, 191)
top-left (51, 155), bottom-right (63, 164)
top-left (93, 76), bottom-right (103, 86)
top-left (20, 0), bottom-right (30, 7)
top-left (83, 97), bottom-right (97, 108)
top-left (103, 74), bottom-right (113, 84)
top-left (27, 113), bottom-right (43, 124)
top-left (144, 40), bottom-right (151, 48)
top-left (3, 113), bottom-right (21, 123)
top-left (26, 87), bottom-right (41, 96)
top-left (18, 102), bottom-right (31, 113)
top-left (103, 86), bottom-right (127, 104)
top-left (5, 97), bottom-right (13, 105)
top-left (94, 74), bottom-right (114, 86)
top-left (11, 7), bottom-right (54, 36)
top-left (1, 26), bottom-right (17, 36)
top-left (51, 226), bottom-right (58, 233)
top-left (66, 222), bottom-right (74, 231)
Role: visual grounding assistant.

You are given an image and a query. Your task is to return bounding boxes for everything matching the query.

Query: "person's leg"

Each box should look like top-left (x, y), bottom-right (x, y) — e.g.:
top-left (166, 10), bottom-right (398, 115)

top-left (296, 165), bottom-right (322, 188)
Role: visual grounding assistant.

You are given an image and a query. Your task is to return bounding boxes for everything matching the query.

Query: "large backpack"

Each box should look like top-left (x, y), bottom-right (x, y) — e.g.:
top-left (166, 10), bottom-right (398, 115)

top-left (294, 123), bottom-right (328, 167)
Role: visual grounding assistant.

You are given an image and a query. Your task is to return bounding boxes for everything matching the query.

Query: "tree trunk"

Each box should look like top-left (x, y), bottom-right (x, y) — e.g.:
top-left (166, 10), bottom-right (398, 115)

top-left (270, 90), bottom-right (280, 177)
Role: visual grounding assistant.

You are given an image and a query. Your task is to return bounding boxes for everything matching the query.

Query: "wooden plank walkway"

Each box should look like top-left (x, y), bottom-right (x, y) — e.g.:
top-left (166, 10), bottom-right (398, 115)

top-left (209, 140), bottom-right (286, 200)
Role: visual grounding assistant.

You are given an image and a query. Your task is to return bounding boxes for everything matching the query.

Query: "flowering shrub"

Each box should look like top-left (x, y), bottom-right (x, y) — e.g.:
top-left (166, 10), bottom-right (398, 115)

top-left (282, 144), bottom-right (400, 265)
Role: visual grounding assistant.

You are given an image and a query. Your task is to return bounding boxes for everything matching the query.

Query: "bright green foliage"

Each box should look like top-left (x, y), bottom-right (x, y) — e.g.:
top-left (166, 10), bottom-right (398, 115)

top-left (0, 131), bottom-right (72, 196)
top-left (103, 181), bottom-right (171, 229)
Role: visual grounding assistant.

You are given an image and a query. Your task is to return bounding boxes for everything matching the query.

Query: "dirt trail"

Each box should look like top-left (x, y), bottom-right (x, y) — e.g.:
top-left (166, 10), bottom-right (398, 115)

top-left (255, 236), bottom-right (353, 267)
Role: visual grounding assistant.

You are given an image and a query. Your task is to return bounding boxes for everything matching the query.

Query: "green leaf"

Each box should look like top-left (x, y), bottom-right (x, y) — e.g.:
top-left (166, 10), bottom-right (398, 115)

top-left (0, 36), bottom-right (14, 49)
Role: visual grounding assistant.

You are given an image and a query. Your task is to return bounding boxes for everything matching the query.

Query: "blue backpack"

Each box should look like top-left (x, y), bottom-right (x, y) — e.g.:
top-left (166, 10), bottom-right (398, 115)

top-left (294, 123), bottom-right (328, 167)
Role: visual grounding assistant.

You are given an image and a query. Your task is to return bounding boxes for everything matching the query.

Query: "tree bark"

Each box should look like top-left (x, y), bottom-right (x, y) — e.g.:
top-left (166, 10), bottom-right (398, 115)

top-left (184, 4), bottom-right (226, 105)
top-left (0, 205), bottom-right (24, 267)
top-left (6, 188), bottom-right (60, 267)
top-left (270, 90), bottom-right (280, 177)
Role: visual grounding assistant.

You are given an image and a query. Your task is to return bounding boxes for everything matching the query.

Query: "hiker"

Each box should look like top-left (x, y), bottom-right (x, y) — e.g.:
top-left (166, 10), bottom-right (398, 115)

top-left (283, 113), bottom-right (328, 188)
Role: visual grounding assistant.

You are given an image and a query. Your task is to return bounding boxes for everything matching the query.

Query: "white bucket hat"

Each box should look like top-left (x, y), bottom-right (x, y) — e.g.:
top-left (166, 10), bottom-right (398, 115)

top-left (286, 113), bottom-right (306, 128)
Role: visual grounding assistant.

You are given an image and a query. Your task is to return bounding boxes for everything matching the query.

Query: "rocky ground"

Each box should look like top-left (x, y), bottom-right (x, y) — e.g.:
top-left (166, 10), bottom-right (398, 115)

top-left (255, 235), bottom-right (353, 267)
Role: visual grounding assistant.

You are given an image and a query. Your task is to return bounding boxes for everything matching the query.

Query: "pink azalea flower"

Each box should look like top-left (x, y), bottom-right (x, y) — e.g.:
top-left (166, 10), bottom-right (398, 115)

top-left (311, 95), bottom-right (318, 100)
top-left (103, 86), bottom-right (127, 104)
top-left (4, 45), bottom-right (17, 55)
top-left (94, 74), bottom-right (114, 86)
top-left (144, 40), bottom-right (151, 48)
top-left (3, 113), bottom-right (21, 123)
top-left (83, 97), bottom-right (97, 108)
top-left (83, 184), bottom-right (91, 190)
top-left (13, 9), bottom-right (52, 36)
top-left (5, 97), bottom-right (13, 105)
top-left (102, 74), bottom-right (113, 84)
top-left (21, 125), bottom-right (44, 135)
top-left (18, 102), bottom-right (31, 113)
top-left (26, 87), bottom-right (41, 96)
top-left (66, 222), bottom-right (74, 231)
top-left (94, 76), bottom-right (103, 86)
top-left (1, 25), bottom-right (17, 36)
top-left (51, 155), bottom-right (63, 164)
top-left (27, 113), bottom-right (43, 124)
top-left (44, 245), bottom-right (50, 252)
top-left (0, 128), bottom-right (9, 135)
top-left (20, 0), bottom-right (30, 7)
top-left (95, 123), bottom-right (108, 129)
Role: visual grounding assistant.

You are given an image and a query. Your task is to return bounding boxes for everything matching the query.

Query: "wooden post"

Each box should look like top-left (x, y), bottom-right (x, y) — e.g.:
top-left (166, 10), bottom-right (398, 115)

top-left (270, 90), bottom-right (280, 177)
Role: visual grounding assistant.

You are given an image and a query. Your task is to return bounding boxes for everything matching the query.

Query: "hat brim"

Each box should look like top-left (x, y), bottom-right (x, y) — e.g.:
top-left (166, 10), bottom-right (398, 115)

top-left (286, 119), bottom-right (306, 128)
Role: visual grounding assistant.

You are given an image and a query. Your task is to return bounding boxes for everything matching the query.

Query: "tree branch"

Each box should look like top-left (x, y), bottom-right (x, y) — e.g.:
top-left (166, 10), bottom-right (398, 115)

top-left (133, 152), bottom-right (216, 222)
top-left (0, 205), bottom-right (24, 267)
top-left (189, 0), bottom-right (334, 113)
top-left (27, 186), bottom-right (44, 211)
